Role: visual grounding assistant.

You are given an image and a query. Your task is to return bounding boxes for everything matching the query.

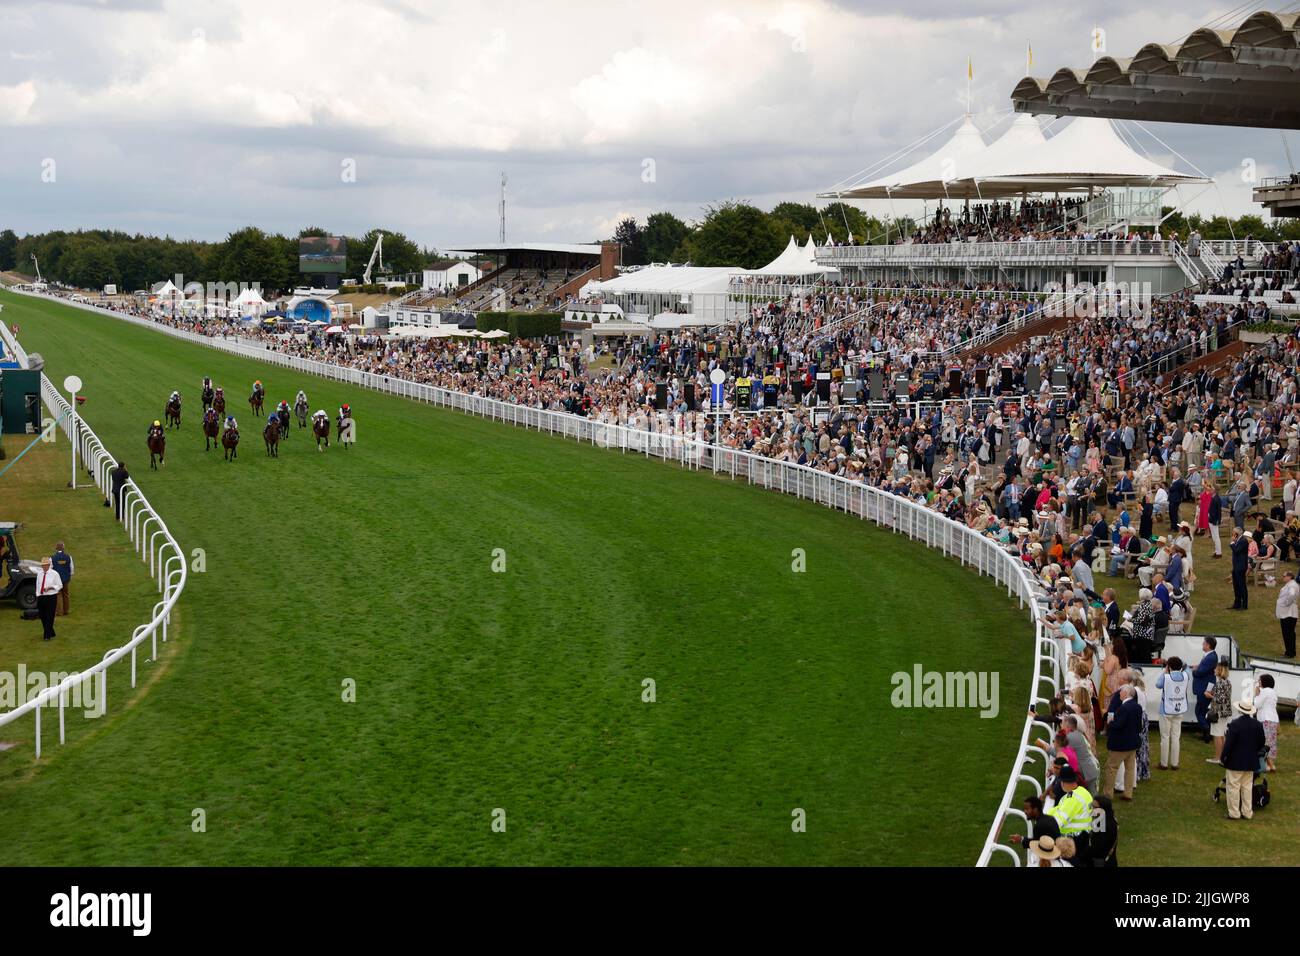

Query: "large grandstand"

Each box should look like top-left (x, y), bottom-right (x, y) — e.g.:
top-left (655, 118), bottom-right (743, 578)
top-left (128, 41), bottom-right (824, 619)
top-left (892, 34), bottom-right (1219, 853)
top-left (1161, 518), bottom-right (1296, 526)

top-left (3, 0), bottom-right (1300, 935)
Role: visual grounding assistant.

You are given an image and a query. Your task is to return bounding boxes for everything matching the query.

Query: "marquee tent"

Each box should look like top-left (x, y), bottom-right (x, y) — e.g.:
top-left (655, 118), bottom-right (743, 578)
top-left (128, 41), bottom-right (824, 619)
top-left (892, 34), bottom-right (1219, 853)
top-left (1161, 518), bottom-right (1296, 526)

top-left (820, 115), bottom-right (987, 200)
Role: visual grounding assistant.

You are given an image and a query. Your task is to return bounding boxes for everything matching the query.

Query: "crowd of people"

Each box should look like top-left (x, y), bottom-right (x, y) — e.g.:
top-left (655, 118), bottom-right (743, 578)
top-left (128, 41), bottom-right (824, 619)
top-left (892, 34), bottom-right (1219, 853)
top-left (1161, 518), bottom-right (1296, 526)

top-left (26, 279), bottom-right (1300, 865)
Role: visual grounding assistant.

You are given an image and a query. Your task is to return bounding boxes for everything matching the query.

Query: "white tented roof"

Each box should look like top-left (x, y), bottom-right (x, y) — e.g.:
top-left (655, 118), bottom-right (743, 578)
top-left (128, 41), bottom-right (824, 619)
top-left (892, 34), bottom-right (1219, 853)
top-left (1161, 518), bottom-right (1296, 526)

top-left (590, 266), bottom-right (743, 297)
top-left (824, 116), bottom-right (987, 200)
top-left (942, 116), bottom-right (1206, 198)
top-left (234, 288), bottom-right (266, 305)
top-left (753, 235), bottom-right (839, 276)
top-left (822, 114), bottom-right (1205, 200)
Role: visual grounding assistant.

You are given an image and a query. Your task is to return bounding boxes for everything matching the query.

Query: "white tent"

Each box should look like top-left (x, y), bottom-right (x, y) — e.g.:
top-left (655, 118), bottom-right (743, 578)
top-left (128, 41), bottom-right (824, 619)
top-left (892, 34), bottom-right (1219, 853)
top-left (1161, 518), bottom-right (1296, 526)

top-left (234, 287), bottom-right (266, 306)
top-left (830, 116), bottom-right (987, 200)
top-left (752, 236), bottom-right (839, 277)
top-left (942, 116), bottom-right (1206, 198)
top-left (151, 280), bottom-right (181, 298)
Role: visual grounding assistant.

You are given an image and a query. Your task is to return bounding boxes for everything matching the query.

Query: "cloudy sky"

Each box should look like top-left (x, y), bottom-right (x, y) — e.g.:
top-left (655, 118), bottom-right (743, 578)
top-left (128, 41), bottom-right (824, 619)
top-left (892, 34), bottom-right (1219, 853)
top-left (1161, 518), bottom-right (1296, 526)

top-left (0, 0), bottom-right (1293, 249)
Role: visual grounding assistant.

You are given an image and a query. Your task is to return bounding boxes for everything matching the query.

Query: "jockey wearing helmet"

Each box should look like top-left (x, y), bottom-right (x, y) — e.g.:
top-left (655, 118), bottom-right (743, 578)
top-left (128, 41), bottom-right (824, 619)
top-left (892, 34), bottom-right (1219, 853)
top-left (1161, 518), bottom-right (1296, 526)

top-left (225, 415), bottom-right (238, 432)
top-left (313, 409), bottom-right (328, 421)
top-left (170, 390), bottom-right (180, 402)
top-left (296, 389), bottom-right (308, 405)
top-left (148, 419), bottom-right (164, 440)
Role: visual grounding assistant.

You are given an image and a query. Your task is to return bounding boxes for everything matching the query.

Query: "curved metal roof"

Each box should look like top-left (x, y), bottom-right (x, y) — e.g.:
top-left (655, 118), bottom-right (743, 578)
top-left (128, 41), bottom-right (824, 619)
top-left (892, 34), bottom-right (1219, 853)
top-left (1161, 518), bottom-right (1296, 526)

top-left (1011, 10), bottom-right (1300, 129)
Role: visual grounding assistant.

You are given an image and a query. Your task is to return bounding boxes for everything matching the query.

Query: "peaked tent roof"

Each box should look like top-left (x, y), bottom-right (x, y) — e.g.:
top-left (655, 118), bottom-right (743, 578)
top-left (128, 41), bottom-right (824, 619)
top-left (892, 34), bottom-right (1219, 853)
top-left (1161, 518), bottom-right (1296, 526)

top-left (939, 116), bottom-right (1207, 198)
top-left (819, 116), bottom-right (987, 200)
top-left (751, 235), bottom-right (840, 277)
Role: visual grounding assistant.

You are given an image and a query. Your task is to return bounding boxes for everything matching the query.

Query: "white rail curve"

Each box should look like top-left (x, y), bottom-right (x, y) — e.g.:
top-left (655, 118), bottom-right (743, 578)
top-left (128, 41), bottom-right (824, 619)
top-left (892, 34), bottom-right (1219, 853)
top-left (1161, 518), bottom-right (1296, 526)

top-left (0, 370), bottom-right (188, 758)
top-left (4, 288), bottom-right (1056, 863)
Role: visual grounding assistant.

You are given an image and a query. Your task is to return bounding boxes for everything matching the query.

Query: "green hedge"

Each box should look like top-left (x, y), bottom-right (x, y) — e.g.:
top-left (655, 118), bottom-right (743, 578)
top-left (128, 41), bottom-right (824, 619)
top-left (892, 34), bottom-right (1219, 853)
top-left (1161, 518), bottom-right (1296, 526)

top-left (475, 312), bottom-right (562, 339)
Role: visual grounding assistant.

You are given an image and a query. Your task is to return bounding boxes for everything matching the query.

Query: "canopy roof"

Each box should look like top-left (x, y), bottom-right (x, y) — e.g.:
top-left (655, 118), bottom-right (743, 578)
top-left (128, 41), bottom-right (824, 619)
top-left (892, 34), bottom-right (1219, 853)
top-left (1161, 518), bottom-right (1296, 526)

top-left (821, 114), bottom-right (1204, 200)
top-left (822, 116), bottom-right (987, 200)
top-left (590, 266), bottom-right (742, 298)
top-left (751, 235), bottom-right (840, 276)
top-left (1012, 10), bottom-right (1300, 130)
top-left (234, 288), bottom-right (266, 305)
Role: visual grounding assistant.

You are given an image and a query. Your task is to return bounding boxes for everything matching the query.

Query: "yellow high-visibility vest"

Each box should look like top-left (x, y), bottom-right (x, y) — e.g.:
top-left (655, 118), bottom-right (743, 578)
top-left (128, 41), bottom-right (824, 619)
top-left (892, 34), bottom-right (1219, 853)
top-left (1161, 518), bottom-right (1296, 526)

top-left (1049, 785), bottom-right (1094, 835)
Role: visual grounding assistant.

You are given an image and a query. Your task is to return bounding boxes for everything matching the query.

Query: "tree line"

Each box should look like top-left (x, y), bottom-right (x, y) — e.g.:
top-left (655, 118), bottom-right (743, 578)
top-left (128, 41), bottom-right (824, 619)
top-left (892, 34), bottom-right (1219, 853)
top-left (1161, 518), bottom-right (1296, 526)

top-left (0, 226), bottom-right (431, 294)
top-left (4, 204), bottom-right (1300, 292)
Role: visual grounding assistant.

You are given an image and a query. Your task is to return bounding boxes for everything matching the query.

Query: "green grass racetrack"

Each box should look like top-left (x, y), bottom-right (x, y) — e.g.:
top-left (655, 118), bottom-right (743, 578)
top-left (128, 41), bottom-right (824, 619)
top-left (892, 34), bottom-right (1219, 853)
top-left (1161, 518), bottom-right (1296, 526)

top-left (0, 290), bottom-right (1030, 866)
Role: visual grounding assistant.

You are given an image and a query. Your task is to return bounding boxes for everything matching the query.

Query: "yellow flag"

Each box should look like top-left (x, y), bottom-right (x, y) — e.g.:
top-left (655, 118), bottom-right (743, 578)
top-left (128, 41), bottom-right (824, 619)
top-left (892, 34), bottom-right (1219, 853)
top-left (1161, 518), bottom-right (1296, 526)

top-left (1027, 41), bottom-right (1033, 69)
top-left (967, 57), bottom-right (973, 80)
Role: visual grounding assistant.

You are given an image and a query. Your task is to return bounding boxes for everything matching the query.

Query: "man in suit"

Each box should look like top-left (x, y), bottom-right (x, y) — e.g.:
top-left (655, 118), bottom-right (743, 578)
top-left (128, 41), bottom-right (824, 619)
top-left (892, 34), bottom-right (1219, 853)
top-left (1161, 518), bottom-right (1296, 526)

top-left (109, 461), bottom-right (130, 521)
top-left (1229, 528), bottom-right (1250, 611)
top-left (1220, 698), bottom-right (1266, 820)
top-left (1104, 686), bottom-right (1143, 800)
top-left (1168, 468), bottom-right (1187, 531)
top-left (1192, 637), bottom-right (1219, 742)
top-left (1102, 588), bottom-right (1121, 635)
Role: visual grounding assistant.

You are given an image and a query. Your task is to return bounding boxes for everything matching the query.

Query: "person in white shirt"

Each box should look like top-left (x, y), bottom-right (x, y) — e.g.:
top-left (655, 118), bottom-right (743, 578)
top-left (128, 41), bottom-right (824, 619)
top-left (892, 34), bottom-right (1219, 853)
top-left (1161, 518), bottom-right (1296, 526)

top-left (1277, 570), bottom-right (1299, 659)
top-left (35, 556), bottom-right (62, 640)
top-left (1254, 675), bottom-right (1281, 772)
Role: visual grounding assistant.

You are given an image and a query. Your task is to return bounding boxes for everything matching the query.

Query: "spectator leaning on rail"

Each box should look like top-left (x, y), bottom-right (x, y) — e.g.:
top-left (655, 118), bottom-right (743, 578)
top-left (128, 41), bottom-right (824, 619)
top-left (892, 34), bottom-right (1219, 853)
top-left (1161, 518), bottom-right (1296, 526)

top-left (1047, 765), bottom-right (1093, 862)
top-left (51, 540), bottom-right (73, 616)
top-left (108, 460), bottom-right (130, 520)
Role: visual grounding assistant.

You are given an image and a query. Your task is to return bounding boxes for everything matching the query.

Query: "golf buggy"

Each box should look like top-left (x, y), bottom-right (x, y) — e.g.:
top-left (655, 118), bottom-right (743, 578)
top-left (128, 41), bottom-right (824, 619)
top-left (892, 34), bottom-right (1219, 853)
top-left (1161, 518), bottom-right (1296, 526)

top-left (0, 522), bottom-right (39, 615)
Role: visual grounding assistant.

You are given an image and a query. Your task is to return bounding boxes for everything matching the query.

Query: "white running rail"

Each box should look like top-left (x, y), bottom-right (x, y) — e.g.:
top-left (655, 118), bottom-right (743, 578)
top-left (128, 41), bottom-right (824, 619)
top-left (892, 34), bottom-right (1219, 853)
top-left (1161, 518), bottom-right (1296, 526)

top-left (4, 287), bottom-right (1058, 863)
top-left (0, 370), bottom-right (188, 758)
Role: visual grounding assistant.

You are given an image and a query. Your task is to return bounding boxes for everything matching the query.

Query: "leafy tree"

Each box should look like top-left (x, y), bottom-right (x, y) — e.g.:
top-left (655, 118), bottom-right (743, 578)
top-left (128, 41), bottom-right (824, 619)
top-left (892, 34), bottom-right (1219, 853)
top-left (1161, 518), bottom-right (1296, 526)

top-left (612, 217), bottom-right (646, 266)
top-left (684, 202), bottom-right (785, 269)
top-left (770, 202), bottom-right (821, 243)
top-left (0, 229), bottom-right (16, 271)
top-left (642, 211), bottom-right (691, 263)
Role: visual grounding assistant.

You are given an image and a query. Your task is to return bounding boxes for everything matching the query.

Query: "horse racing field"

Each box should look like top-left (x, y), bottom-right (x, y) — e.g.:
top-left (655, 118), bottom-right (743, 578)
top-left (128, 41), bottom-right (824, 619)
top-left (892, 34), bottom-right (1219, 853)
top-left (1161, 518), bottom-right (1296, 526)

top-left (0, 290), bottom-right (1029, 866)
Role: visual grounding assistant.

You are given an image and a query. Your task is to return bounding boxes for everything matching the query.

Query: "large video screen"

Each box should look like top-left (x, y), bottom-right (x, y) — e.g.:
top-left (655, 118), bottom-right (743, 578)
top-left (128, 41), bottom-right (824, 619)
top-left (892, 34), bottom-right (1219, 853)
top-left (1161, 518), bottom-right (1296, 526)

top-left (299, 236), bottom-right (347, 274)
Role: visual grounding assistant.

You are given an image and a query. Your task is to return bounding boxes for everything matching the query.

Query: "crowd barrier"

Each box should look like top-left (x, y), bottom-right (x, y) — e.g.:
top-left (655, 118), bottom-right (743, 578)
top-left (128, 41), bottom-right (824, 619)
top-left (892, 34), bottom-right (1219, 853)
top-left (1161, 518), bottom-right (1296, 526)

top-left (0, 370), bottom-right (188, 757)
top-left (3, 287), bottom-right (1058, 863)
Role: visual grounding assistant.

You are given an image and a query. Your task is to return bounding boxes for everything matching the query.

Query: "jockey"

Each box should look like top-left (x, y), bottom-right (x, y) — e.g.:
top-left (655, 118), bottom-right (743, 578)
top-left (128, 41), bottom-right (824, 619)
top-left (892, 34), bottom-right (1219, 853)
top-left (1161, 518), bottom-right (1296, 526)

top-left (170, 390), bottom-right (181, 404)
top-left (253, 380), bottom-right (265, 398)
top-left (295, 389), bottom-right (308, 406)
top-left (148, 419), bottom-right (164, 439)
top-left (202, 376), bottom-right (212, 392)
top-left (225, 415), bottom-right (238, 432)
top-left (277, 399), bottom-right (290, 414)
top-left (268, 413), bottom-right (279, 427)
top-left (338, 402), bottom-right (351, 420)
top-left (312, 409), bottom-right (328, 422)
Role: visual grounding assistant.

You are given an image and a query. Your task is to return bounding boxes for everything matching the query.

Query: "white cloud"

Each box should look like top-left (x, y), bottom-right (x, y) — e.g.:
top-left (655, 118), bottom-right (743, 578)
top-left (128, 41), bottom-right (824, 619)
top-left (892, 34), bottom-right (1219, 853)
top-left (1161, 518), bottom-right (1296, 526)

top-left (0, 0), bottom-right (1291, 245)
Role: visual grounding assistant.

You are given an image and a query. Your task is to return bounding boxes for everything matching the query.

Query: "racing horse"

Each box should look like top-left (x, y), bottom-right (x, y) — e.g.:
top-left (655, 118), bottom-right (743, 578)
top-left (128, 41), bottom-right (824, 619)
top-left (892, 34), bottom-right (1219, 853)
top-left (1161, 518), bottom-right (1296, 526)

top-left (213, 387), bottom-right (226, 418)
top-left (312, 415), bottom-right (331, 451)
top-left (263, 418), bottom-right (281, 458)
top-left (148, 425), bottom-right (166, 470)
top-left (276, 403), bottom-right (291, 441)
top-left (165, 393), bottom-right (182, 429)
top-left (202, 408), bottom-right (220, 451)
top-left (201, 379), bottom-right (215, 411)
top-left (222, 422), bottom-right (240, 462)
top-left (294, 394), bottom-right (309, 429)
top-left (249, 388), bottom-right (265, 417)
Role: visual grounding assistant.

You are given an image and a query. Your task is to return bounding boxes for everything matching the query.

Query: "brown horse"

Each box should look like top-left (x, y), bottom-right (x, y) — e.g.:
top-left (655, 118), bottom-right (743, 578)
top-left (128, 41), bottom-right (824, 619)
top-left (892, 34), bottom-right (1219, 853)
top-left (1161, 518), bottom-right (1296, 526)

top-left (165, 395), bottom-right (181, 429)
top-left (202, 408), bottom-right (220, 451)
top-left (148, 428), bottom-right (166, 470)
top-left (312, 416), bottom-right (330, 451)
top-left (263, 419), bottom-right (280, 458)
top-left (222, 425), bottom-right (239, 462)
top-left (213, 389), bottom-right (226, 417)
top-left (249, 390), bottom-right (264, 417)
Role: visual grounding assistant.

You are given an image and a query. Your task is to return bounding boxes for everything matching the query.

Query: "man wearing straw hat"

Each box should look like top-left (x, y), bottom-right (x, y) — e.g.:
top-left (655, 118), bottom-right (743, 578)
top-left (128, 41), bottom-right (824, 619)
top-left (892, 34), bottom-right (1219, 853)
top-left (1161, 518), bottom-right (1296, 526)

top-left (1220, 694), bottom-right (1265, 820)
